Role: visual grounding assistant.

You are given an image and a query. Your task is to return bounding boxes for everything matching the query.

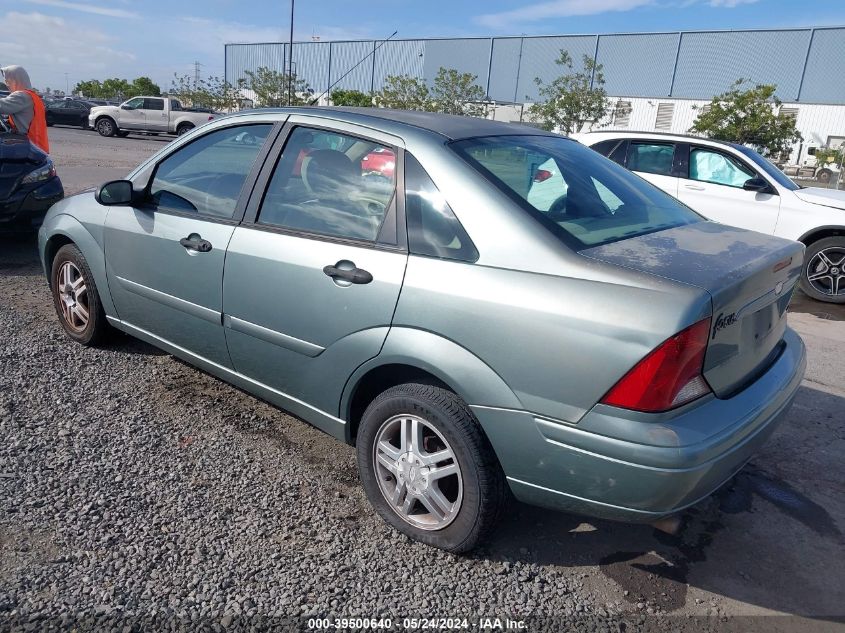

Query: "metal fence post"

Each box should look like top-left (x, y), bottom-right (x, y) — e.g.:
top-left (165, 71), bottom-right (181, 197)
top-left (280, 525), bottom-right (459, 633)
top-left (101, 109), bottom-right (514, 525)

top-left (513, 36), bottom-right (525, 103)
top-left (371, 40), bottom-right (378, 93)
top-left (590, 34), bottom-right (600, 88)
top-left (796, 29), bottom-right (815, 102)
top-left (486, 38), bottom-right (494, 98)
top-left (668, 31), bottom-right (683, 97)
top-left (327, 42), bottom-right (333, 97)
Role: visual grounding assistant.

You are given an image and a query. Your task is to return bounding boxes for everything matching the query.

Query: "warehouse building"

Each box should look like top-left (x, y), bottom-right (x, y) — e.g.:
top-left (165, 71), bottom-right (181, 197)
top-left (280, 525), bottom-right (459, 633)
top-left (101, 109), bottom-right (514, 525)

top-left (225, 27), bottom-right (845, 164)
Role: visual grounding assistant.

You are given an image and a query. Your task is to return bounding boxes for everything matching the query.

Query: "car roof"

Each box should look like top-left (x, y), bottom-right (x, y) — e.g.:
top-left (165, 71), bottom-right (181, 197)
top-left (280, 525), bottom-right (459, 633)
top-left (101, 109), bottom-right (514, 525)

top-left (236, 106), bottom-right (559, 141)
top-left (576, 130), bottom-right (743, 151)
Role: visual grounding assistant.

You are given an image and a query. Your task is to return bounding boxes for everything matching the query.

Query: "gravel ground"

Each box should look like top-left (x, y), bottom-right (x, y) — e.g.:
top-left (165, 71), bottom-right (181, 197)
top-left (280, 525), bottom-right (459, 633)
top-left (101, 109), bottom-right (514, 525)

top-left (0, 129), bottom-right (843, 632)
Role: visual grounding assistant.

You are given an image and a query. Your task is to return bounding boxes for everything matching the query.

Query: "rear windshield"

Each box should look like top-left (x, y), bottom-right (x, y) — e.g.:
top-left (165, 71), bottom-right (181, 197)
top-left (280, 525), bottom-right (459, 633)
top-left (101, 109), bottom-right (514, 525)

top-left (451, 135), bottom-right (703, 249)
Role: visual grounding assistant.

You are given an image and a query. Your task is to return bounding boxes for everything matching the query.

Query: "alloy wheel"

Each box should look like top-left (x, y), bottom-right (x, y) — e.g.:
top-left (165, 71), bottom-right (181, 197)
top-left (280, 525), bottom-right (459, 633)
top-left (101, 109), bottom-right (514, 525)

top-left (55, 261), bottom-right (90, 332)
top-left (373, 414), bottom-right (463, 531)
top-left (806, 247), bottom-right (845, 297)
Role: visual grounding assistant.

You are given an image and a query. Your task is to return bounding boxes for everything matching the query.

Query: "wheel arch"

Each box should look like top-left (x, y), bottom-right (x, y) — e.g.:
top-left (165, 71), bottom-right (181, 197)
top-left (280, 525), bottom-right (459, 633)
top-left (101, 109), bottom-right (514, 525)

top-left (797, 225), bottom-right (845, 247)
top-left (341, 328), bottom-right (524, 445)
top-left (39, 213), bottom-right (117, 317)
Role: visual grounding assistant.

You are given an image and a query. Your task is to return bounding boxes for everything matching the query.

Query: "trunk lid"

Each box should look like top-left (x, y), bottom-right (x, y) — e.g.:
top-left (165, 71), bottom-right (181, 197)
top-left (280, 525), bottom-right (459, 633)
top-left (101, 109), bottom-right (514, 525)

top-left (582, 222), bottom-right (803, 398)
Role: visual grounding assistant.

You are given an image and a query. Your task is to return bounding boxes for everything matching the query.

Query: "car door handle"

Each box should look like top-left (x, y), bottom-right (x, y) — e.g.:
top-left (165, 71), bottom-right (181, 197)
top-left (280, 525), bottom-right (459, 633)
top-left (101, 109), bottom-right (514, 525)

top-left (179, 235), bottom-right (213, 252)
top-left (684, 184), bottom-right (706, 191)
top-left (323, 264), bottom-right (373, 285)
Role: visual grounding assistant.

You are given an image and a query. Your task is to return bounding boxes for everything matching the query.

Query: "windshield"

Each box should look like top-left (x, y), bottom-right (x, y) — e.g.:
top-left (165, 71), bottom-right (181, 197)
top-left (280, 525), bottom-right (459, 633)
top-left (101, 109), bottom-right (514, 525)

top-left (451, 135), bottom-right (703, 249)
top-left (732, 143), bottom-right (800, 191)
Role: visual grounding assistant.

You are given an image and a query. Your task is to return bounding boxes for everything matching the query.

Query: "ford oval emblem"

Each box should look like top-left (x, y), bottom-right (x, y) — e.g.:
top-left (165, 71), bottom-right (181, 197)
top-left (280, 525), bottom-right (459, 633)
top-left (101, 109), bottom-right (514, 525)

top-left (775, 281), bottom-right (784, 295)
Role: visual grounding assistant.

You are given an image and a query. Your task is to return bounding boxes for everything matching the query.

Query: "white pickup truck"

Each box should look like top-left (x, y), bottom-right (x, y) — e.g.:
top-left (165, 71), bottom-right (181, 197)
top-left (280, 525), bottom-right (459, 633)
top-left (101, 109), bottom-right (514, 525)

top-left (89, 96), bottom-right (215, 138)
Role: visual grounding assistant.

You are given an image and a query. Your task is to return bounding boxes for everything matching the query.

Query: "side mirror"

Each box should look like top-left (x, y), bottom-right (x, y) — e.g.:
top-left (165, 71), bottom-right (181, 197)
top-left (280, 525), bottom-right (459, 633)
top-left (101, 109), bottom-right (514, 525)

top-left (743, 176), bottom-right (772, 194)
top-left (96, 180), bottom-right (134, 206)
top-left (120, 104), bottom-right (131, 110)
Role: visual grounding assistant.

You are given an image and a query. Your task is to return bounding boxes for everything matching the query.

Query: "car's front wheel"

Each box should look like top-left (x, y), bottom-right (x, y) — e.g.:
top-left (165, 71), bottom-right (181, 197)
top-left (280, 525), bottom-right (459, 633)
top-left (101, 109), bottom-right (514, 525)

top-left (800, 236), bottom-right (845, 304)
top-left (50, 244), bottom-right (109, 345)
top-left (356, 383), bottom-right (507, 553)
top-left (96, 117), bottom-right (116, 137)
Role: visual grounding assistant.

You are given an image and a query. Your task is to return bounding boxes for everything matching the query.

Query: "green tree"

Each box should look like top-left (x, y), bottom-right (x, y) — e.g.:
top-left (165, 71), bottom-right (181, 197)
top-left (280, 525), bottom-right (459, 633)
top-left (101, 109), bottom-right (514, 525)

top-left (74, 79), bottom-right (104, 98)
top-left (330, 89), bottom-right (373, 107)
top-left (526, 51), bottom-right (610, 135)
top-left (130, 76), bottom-right (161, 96)
top-left (243, 67), bottom-right (310, 107)
top-left (171, 73), bottom-right (213, 108)
top-left (690, 80), bottom-right (803, 157)
top-left (374, 74), bottom-right (432, 111)
top-left (430, 68), bottom-right (486, 116)
top-left (101, 78), bottom-right (132, 100)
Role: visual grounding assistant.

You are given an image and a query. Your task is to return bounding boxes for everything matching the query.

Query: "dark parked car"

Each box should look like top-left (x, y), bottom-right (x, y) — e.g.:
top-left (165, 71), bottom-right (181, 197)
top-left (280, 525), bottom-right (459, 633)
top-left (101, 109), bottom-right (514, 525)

top-left (0, 119), bottom-right (64, 231)
top-left (45, 99), bottom-right (95, 129)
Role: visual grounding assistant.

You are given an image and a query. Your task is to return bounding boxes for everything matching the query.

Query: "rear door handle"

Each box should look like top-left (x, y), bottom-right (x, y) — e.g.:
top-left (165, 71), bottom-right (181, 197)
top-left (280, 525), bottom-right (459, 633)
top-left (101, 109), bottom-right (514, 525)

top-left (179, 235), bottom-right (213, 253)
top-left (323, 264), bottom-right (373, 285)
top-left (684, 184), bottom-right (706, 191)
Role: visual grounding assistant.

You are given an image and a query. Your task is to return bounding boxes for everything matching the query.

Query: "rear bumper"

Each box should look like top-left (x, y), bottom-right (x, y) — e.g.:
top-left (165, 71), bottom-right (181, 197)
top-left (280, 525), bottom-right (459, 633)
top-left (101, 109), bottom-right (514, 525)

top-left (0, 177), bottom-right (64, 231)
top-left (472, 327), bottom-right (806, 522)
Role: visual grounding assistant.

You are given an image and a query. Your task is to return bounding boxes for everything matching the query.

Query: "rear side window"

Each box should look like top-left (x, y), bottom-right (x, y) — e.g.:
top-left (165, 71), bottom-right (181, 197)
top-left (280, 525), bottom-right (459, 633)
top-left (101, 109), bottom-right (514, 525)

top-left (590, 139), bottom-right (620, 157)
top-left (451, 135), bottom-right (701, 249)
top-left (405, 154), bottom-right (477, 262)
top-left (689, 148), bottom-right (755, 188)
top-left (627, 142), bottom-right (675, 176)
top-left (143, 98), bottom-right (164, 111)
top-left (150, 124), bottom-right (272, 219)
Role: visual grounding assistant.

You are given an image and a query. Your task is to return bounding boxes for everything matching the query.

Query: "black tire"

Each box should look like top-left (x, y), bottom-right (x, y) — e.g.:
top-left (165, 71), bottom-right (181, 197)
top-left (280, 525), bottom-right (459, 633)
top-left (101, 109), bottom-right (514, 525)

top-left (799, 236), bottom-right (845, 304)
top-left (80, 117), bottom-right (89, 130)
top-left (116, 131), bottom-right (130, 138)
top-left (356, 383), bottom-right (507, 553)
top-left (817, 169), bottom-right (832, 184)
top-left (176, 123), bottom-right (194, 136)
top-left (50, 244), bottom-right (110, 345)
top-left (46, 117), bottom-right (54, 127)
top-left (96, 117), bottom-right (116, 137)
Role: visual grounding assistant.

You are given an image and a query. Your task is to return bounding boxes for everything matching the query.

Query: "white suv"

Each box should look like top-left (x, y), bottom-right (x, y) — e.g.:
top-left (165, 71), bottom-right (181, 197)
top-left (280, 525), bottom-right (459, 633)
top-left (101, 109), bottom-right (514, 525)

top-left (574, 131), bottom-right (845, 303)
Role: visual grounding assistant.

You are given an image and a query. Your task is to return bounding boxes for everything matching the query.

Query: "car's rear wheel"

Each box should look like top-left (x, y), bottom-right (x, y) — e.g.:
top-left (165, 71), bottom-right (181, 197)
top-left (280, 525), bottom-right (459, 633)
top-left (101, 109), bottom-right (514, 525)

top-left (177, 123), bottom-right (194, 136)
top-left (800, 236), bottom-right (845, 304)
top-left (356, 383), bottom-right (507, 553)
top-left (96, 117), bottom-right (116, 137)
top-left (50, 244), bottom-right (109, 345)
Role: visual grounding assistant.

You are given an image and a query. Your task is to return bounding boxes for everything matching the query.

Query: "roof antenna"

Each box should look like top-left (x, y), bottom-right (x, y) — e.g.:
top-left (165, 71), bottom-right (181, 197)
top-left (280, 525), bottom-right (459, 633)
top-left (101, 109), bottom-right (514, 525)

top-left (310, 30), bottom-right (399, 105)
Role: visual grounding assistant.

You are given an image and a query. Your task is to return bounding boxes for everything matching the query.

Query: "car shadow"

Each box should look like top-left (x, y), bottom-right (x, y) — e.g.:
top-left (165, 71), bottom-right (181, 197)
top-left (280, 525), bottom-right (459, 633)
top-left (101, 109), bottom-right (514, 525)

top-left (474, 384), bottom-right (845, 618)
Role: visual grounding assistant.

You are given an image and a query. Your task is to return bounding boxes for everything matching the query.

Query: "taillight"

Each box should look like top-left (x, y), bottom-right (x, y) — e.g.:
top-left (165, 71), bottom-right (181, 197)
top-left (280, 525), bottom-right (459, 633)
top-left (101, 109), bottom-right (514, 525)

top-left (601, 318), bottom-right (711, 413)
top-left (533, 169), bottom-right (553, 182)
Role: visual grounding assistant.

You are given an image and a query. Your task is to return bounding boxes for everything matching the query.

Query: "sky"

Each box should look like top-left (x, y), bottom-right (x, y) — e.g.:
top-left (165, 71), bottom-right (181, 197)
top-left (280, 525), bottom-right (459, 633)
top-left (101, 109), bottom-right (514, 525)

top-left (1, 0), bottom-right (843, 94)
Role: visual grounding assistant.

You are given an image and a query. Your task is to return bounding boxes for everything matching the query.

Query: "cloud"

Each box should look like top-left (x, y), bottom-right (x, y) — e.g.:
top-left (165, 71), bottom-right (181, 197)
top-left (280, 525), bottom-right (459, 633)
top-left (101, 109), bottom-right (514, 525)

top-left (25, 0), bottom-right (139, 18)
top-left (0, 12), bottom-right (135, 89)
top-left (708, 0), bottom-right (759, 6)
top-left (476, 0), bottom-right (654, 28)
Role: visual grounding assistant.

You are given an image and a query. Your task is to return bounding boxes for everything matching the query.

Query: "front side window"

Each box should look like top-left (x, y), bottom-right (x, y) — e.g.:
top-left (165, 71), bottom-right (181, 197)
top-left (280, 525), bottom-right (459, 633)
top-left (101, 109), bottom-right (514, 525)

top-left (689, 148), bottom-right (754, 188)
top-left (451, 135), bottom-right (702, 249)
top-left (405, 153), bottom-right (477, 262)
top-left (628, 142), bottom-right (675, 176)
top-left (257, 127), bottom-right (395, 242)
top-left (123, 97), bottom-right (143, 110)
top-left (149, 124), bottom-right (272, 219)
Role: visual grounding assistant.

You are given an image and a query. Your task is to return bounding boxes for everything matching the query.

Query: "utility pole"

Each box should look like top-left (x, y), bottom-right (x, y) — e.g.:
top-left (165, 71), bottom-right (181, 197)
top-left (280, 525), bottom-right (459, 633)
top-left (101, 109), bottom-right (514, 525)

top-left (194, 61), bottom-right (202, 87)
top-left (288, 0), bottom-right (295, 106)
top-left (65, 73), bottom-right (69, 95)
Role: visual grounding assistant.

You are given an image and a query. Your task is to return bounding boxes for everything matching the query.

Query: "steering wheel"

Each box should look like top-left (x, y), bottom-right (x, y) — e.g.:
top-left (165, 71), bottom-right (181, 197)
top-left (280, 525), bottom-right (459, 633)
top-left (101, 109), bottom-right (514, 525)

top-left (548, 195), bottom-right (568, 221)
top-left (202, 174), bottom-right (235, 215)
top-left (350, 192), bottom-right (388, 217)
